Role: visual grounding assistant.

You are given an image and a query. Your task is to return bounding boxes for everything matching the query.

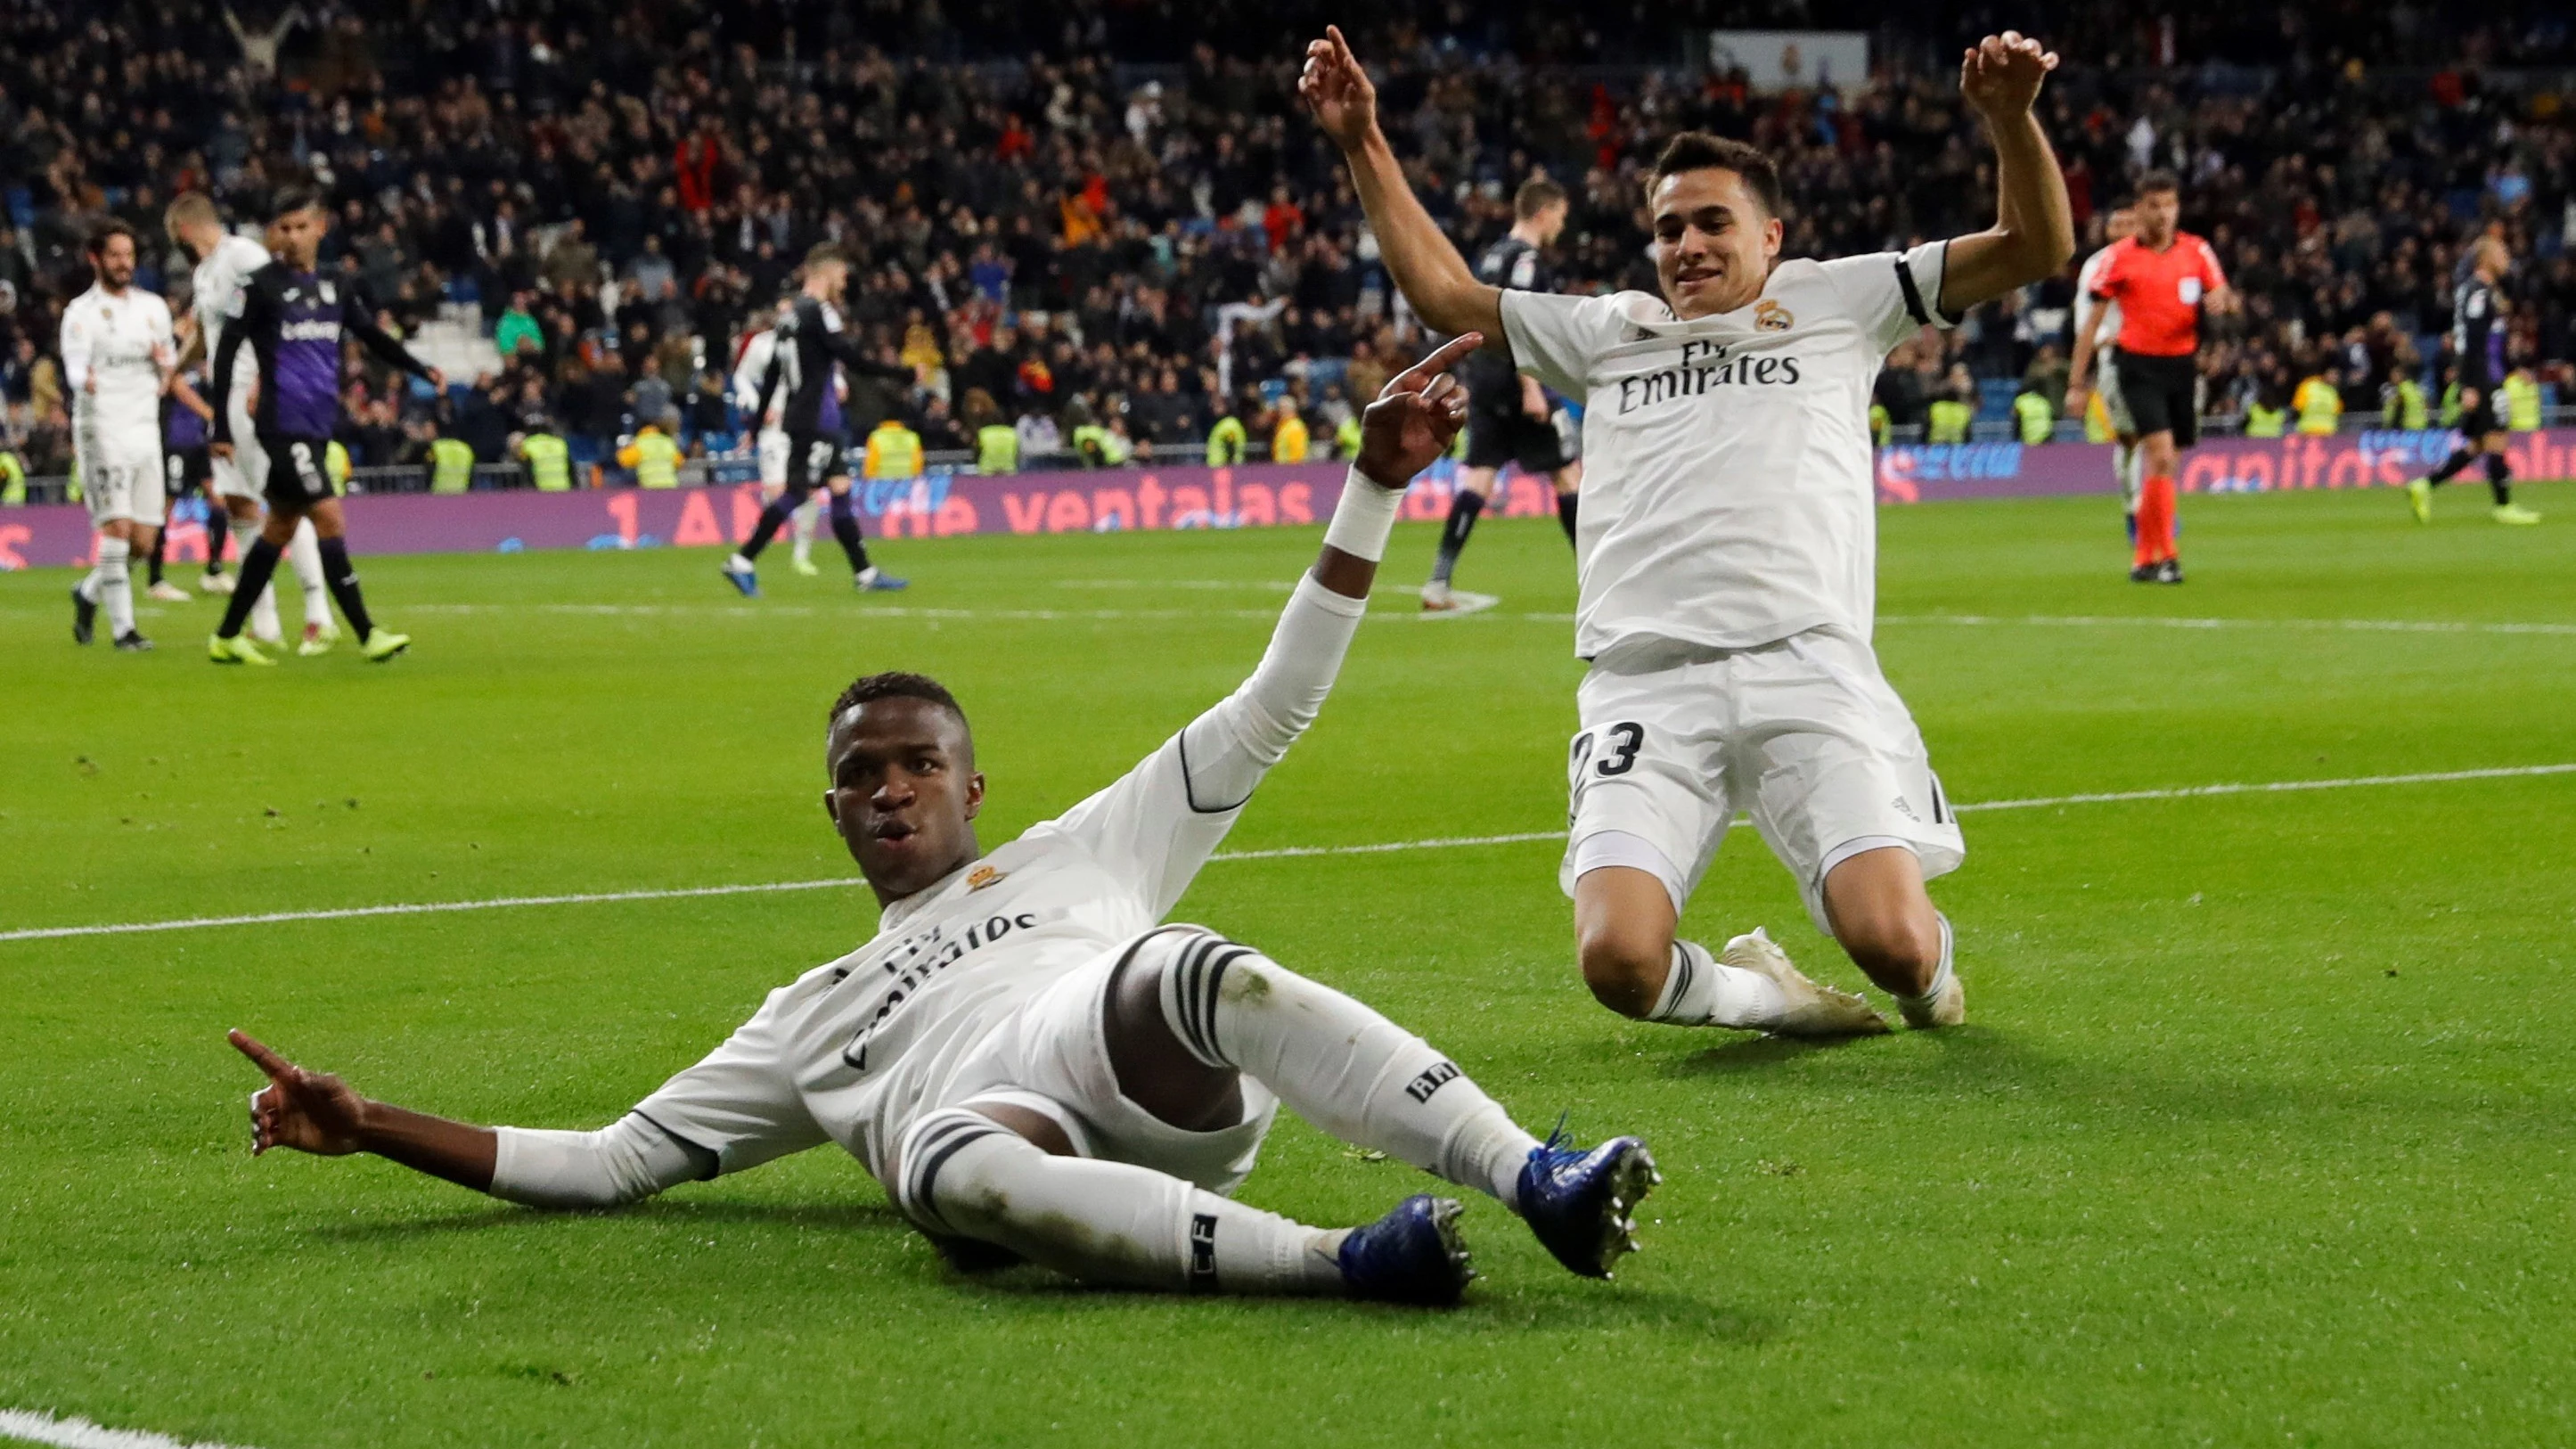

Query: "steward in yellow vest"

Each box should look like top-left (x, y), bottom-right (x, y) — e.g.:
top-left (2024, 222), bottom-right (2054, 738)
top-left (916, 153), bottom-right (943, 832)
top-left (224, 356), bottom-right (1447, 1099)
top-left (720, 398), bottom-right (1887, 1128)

top-left (617, 424), bottom-right (683, 489)
top-left (1926, 397), bottom-right (1972, 444)
top-left (975, 423), bottom-right (1019, 475)
top-left (2012, 390), bottom-right (2053, 444)
top-left (429, 435), bottom-right (476, 494)
top-left (2292, 374), bottom-right (2342, 435)
top-left (1206, 413), bottom-right (1247, 465)
top-left (2503, 370), bottom-right (2541, 430)
top-left (519, 431), bottom-right (572, 491)
top-left (863, 419), bottom-right (925, 479)
top-left (2243, 402), bottom-right (2286, 438)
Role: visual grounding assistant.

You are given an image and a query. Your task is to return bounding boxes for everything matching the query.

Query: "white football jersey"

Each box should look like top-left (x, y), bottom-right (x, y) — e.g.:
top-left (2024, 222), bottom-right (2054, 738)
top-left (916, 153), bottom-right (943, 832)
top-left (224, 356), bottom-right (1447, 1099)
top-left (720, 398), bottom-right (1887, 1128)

top-left (731, 328), bottom-right (778, 417)
top-left (2074, 245), bottom-right (2123, 350)
top-left (1501, 243), bottom-right (1955, 659)
top-left (192, 233), bottom-right (271, 396)
top-left (62, 285), bottom-right (175, 446)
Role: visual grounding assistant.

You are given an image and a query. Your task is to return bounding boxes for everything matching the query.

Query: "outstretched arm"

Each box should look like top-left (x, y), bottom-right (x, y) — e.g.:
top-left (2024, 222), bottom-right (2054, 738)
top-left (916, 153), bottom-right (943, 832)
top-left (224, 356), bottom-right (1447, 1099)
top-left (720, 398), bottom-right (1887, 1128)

top-left (1301, 27), bottom-right (1501, 342)
top-left (230, 1028), bottom-right (704, 1208)
top-left (1045, 334), bottom-right (1478, 910)
top-left (1937, 32), bottom-right (2076, 315)
top-left (345, 290), bottom-right (446, 390)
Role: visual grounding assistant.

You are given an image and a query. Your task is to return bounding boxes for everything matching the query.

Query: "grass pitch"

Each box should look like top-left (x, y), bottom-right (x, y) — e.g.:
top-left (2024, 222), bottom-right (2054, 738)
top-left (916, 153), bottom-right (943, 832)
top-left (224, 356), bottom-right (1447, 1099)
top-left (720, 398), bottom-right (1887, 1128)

top-left (3, 484), bottom-right (2572, 1447)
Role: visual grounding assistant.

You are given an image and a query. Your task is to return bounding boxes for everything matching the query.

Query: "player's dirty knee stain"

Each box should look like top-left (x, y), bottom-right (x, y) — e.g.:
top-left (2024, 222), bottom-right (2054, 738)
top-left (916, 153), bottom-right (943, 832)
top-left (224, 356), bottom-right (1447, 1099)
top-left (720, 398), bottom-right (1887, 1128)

top-left (1221, 967), bottom-right (1272, 1003)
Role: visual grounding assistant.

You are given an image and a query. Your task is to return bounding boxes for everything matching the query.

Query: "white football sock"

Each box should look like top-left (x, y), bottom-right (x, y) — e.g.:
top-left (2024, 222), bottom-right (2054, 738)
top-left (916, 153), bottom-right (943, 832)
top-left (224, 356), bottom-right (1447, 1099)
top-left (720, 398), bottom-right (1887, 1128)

top-left (790, 495), bottom-right (819, 559)
top-left (1648, 938), bottom-right (1787, 1029)
top-left (2115, 441), bottom-right (2142, 514)
top-left (287, 519), bottom-right (330, 627)
top-left (94, 538), bottom-right (135, 635)
top-left (1894, 914), bottom-right (1957, 1010)
top-left (899, 1109), bottom-right (1345, 1294)
top-left (76, 565), bottom-right (101, 602)
top-left (1160, 934), bottom-right (1539, 1209)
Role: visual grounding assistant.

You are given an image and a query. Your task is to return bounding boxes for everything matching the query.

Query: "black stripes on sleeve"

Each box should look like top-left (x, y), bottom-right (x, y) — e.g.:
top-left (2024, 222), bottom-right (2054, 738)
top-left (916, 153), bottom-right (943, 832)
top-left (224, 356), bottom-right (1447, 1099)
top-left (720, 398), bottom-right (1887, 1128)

top-left (1893, 256), bottom-right (1933, 328)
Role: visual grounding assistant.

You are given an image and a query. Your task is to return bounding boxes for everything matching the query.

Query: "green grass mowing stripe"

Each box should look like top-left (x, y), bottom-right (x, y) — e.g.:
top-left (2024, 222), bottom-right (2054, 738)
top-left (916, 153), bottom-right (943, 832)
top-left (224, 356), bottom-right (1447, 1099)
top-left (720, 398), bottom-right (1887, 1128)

top-left (8, 761), bottom-right (2570, 943)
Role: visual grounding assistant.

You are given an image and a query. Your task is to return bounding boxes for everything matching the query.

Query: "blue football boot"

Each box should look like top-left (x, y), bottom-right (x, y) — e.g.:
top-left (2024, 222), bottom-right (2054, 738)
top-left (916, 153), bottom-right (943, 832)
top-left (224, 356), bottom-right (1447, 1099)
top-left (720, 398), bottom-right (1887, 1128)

top-left (1517, 1125), bottom-right (1659, 1279)
top-left (1337, 1193), bottom-right (1473, 1306)
top-left (720, 557), bottom-right (761, 597)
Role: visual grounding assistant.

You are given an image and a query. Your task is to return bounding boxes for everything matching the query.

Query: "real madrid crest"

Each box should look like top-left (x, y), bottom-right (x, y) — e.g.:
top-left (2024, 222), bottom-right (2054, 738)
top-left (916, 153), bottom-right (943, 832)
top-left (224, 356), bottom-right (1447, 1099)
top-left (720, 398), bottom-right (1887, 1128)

top-left (1755, 299), bottom-right (1794, 332)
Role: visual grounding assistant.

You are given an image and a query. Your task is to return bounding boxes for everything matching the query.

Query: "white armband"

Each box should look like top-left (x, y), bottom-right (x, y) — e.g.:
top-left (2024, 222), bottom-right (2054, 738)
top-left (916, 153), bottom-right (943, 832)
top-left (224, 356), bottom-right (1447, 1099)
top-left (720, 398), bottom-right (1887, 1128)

top-left (1321, 467), bottom-right (1404, 562)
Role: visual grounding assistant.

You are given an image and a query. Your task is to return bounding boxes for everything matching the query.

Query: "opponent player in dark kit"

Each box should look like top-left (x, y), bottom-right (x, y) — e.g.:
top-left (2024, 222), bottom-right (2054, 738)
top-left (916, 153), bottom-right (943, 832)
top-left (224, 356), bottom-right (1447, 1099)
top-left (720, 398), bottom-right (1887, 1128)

top-left (724, 244), bottom-right (920, 597)
top-left (208, 186), bottom-right (444, 664)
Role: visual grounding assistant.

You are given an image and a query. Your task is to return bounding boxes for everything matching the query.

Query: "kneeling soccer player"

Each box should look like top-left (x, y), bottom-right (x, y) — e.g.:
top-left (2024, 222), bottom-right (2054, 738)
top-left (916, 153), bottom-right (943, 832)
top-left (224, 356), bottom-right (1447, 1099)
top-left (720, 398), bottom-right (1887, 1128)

top-left (229, 333), bottom-right (1657, 1306)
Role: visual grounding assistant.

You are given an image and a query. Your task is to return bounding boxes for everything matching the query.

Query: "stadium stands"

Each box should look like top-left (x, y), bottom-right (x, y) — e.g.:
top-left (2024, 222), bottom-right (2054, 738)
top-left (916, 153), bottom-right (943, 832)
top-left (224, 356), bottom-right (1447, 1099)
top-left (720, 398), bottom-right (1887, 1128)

top-left (1, 0), bottom-right (2571, 486)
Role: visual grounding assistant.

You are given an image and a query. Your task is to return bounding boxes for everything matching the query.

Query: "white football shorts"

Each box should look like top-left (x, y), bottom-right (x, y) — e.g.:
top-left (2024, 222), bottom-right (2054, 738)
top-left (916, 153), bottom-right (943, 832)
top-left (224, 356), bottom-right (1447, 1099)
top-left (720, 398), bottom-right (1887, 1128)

top-left (757, 427), bottom-right (790, 489)
top-left (76, 427), bottom-right (167, 528)
top-left (899, 927), bottom-right (1277, 1198)
top-left (1559, 626), bottom-right (1964, 937)
top-left (212, 389), bottom-right (269, 503)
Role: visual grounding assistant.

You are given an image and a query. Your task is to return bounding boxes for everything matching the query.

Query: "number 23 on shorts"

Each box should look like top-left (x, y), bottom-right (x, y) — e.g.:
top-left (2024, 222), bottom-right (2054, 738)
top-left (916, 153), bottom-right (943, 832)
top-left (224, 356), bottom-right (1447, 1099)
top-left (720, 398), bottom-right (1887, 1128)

top-left (1567, 721), bottom-right (1646, 809)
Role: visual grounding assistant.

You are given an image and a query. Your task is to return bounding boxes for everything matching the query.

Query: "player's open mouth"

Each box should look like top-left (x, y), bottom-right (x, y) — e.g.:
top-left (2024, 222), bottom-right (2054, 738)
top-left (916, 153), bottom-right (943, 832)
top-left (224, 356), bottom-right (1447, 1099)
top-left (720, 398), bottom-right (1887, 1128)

top-left (871, 822), bottom-right (917, 845)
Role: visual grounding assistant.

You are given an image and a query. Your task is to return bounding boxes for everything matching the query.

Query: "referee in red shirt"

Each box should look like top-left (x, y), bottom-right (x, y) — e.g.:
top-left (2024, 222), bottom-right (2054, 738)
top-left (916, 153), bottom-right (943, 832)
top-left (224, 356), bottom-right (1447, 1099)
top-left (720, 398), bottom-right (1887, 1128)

top-left (2065, 170), bottom-right (2237, 583)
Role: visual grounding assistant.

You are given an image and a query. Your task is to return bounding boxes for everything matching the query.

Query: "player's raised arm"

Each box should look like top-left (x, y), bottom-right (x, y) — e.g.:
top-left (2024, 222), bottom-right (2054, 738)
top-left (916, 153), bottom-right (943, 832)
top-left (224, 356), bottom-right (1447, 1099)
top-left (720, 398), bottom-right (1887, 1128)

top-left (1301, 27), bottom-right (1501, 342)
top-left (1044, 334), bottom-right (1476, 912)
top-left (1935, 32), bottom-right (2076, 315)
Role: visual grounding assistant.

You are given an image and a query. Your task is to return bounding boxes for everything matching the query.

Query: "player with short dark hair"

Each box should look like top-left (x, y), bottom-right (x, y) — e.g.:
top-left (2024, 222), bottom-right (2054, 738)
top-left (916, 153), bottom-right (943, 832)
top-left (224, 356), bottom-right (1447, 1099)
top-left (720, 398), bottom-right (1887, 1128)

top-left (208, 186), bottom-right (444, 664)
top-left (1306, 25), bottom-right (2075, 1036)
top-left (722, 246), bottom-right (919, 597)
top-left (64, 219), bottom-right (192, 651)
top-left (2408, 235), bottom-right (2539, 525)
top-left (2066, 169), bottom-right (2237, 582)
top-left (1423, 176), bottom-right (1581, 611)
top-left (227, 337), bottom-right (1663, 1306)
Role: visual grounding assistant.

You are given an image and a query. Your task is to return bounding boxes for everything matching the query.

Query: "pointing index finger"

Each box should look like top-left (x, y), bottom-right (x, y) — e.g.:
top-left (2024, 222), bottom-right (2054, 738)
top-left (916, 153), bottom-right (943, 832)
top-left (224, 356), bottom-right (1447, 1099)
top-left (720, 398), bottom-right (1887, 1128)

top-left (1402, 331), bottom-right (1485, 383)
top-left (228, 1028), bottom-right (295, 1081)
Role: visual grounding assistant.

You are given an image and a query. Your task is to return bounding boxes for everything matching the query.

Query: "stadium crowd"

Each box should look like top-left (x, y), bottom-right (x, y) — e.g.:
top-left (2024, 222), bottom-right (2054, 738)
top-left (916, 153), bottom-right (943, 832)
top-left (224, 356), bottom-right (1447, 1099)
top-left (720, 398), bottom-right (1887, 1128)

top-left (2, 0), bottom-right (2573, 483)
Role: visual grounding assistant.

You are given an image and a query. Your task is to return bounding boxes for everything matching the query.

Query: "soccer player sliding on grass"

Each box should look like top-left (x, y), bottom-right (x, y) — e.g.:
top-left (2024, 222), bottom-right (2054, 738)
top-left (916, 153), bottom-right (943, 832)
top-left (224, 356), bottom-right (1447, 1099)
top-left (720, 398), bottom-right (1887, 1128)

top-left (228, 332), bottom-right (1657, 1307)
top-left (1304, 29), bottom-right (2074, 1036)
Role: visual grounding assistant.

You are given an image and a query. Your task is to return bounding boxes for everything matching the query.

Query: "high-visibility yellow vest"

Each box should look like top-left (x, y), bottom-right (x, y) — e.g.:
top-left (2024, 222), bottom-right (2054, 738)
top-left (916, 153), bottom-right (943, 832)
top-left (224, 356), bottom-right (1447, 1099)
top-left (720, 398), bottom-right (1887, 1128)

top-left (1206, 416), bottom-right (1247, 465)
top-left (617, 429), bottom-right (683, 488)
top-left (975, 424), bottom-right (1018, 475)
top-left (1272, 415), bottom-right (1310, 463)
top-left (863, 422), bottom-right (924, 479)
top-left (2439, 381), bottom-right (2462, 427)
top-left (2504, 372), bottom-right (2542, 430)
top-left (2293, 377), bottom-right (2341, 435)
top-left (429, 436), bottom-right (476, 494)
top-left (325, 440), bottom-right (350, 488)
top-left (1869, 403), bottom-right (1891, 447)
top-left (2389, 379), bottom-right (2428, 430)
top-left (2244, 403), bottom-right (2287, 438)
top-left (0, 450), bottom-right (23, 504)
top-left (2012, 390), bottom-right (2052, 444)
top-left (521, 432), bottom-right (571, 491)
top-left (1926, 398), bottom-right (1971, 444)
top-left (1070, 422), bottom-right (1132, 468)
top-left (1335, 415), bottom-right (1362, 459)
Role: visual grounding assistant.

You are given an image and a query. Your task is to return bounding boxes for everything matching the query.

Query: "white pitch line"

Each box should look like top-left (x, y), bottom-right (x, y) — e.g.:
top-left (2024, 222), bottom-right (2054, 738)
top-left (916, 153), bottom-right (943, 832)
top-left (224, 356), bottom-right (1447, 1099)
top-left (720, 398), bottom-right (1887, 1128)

top-left (1881, 612), bottom-right (2576, 637)
top-left (4, 764), bottom-right (2571, 946)
top-left (0, 1408), bottom-right (260, 1449)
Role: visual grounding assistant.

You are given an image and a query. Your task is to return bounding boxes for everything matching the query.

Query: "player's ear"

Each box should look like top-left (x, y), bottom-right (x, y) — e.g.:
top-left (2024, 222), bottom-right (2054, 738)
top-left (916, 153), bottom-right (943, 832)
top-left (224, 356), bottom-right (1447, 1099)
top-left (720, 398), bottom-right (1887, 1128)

top-left (822, 789), bottom-right (843, 830)
top-left (963, 771), bottom-right (986, 821)
top-left (1761, 214), bottom-right (1784, 264)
